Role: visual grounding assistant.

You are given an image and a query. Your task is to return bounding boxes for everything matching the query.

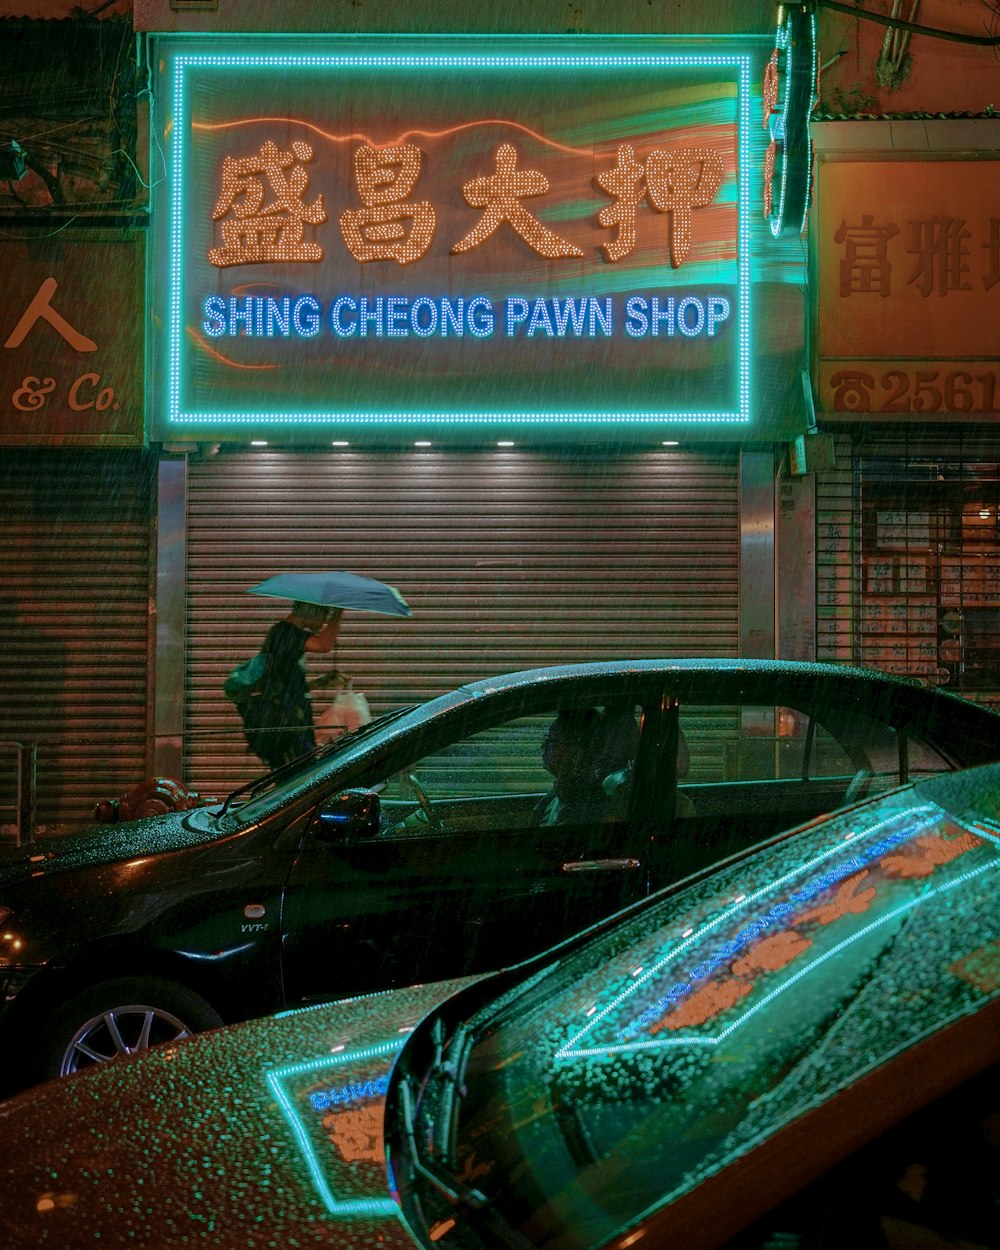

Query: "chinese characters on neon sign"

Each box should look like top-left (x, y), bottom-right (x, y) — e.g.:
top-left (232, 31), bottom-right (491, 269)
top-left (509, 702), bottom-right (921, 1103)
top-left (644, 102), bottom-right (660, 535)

top-left (207, 138), bottom-right (726, 271)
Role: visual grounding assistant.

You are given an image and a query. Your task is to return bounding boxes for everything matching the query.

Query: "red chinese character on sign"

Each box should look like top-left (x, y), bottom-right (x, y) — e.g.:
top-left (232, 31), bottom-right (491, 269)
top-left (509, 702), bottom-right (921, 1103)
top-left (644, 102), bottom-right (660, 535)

top-left (596, 144), bottom-right (724, 268)
top-left (209, 140), bottom-right (327, 268)
top-left (450, 143), bottom-right (583, 259)
top-left (906, 216), bottom-right (972, 297)
top-left (339, 144), bottom-right (436, 266)
top-left (834, 215), bottom-right (899, 297)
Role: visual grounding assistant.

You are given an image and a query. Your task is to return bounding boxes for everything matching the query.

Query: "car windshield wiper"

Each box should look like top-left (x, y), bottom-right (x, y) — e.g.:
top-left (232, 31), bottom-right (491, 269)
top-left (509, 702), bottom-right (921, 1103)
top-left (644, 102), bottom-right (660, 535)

top-left (396, 1034), bottom-right (538, 1250)
top-left (217, 704), bottom-right (418, 818)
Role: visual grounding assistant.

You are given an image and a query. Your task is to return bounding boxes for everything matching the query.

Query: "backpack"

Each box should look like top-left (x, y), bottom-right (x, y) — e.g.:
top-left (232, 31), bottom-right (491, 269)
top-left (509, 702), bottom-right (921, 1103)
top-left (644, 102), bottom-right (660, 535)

top-left (223, 652), bottom-right (269, 704)
top-left (224, 652), bottom-right (281, 758)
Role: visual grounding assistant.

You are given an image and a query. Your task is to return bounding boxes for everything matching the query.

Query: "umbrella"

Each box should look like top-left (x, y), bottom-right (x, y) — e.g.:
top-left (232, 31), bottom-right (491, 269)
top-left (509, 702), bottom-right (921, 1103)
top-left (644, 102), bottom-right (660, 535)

top-left (247, 571), bottom-right (412, 617)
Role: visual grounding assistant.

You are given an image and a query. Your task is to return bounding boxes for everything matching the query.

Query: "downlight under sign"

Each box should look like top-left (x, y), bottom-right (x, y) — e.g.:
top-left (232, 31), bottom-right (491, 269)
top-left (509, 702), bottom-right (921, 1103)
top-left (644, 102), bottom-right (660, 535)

top-left (151, 36), bottom-right (760, 437)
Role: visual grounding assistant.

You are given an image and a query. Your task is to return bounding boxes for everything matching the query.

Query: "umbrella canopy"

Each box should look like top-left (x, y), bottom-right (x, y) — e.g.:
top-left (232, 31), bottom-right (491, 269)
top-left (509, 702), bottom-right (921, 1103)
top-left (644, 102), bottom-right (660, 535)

top-left (247, 571), bottom-right (412, 617)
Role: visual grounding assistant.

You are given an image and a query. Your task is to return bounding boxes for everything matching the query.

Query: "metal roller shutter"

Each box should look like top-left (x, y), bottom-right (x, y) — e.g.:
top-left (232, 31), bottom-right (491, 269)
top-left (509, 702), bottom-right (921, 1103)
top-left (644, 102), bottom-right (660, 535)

top-left (0, 450), bottom-right (155, 834)
top-left (185, 446), bottom-right (740, 792)
top-left (816, 427), bottom-right (1000, 703)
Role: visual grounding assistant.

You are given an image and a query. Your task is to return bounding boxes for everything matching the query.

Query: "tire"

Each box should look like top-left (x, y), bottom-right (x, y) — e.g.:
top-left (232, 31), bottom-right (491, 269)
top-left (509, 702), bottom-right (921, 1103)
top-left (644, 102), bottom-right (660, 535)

top-left (35, 977), bottom-right (224, 1082)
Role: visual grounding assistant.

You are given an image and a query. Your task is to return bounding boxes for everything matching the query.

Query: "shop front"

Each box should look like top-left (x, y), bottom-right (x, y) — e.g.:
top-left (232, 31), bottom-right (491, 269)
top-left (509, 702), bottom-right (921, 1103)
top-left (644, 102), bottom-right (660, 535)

top-left (0, 228), bottom-right (149, 833)
top-left (811, 124), bottom-right (1000, 704)
top-left (144, 19), bottom-right (813, 795)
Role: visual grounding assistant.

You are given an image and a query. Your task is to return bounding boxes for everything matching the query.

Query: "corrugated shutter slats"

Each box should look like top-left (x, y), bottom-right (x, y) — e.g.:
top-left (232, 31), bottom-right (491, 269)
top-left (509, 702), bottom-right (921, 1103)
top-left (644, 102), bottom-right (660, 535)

top-left (185, 447), bottom-right (740, 792)
top-left (0, 451), bottom-right (154, 832)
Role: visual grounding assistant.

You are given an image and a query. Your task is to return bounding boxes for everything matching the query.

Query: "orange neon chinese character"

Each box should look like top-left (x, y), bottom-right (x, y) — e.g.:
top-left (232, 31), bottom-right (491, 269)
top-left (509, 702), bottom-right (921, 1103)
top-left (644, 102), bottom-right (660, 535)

top-left (762, 49), bottom-right (779, 127)
top-left (339, 143), bottom-right (436, 266)
top-left (597, 144), bottom-right (724, 268)
top-left (731, 929), bottom-right (812, 976)
top-left (209, 140), bottom-right (327, 268)
top-left (323, 1103), bottom-right (383, 1164)
top-left (451, 143), bottom-right (583, 259)
top-left (651, 977), bottom-right (751, 1032)
top-left (883, 831), bottom-right (983, 879)
top-left (798, 872), bottom-right (877, 927)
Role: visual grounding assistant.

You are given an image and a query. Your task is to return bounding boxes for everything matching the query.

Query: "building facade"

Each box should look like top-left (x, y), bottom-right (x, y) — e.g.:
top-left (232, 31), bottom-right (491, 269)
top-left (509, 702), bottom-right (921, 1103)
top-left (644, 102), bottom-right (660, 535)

top-left (1, 0), bottom-right (997, 831)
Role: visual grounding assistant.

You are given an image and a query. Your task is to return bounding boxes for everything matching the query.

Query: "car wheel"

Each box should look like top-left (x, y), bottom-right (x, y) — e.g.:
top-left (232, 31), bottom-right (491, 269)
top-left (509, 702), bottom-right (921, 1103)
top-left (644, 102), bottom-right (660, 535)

top-left (36, 977), bottom-right (224, 1081)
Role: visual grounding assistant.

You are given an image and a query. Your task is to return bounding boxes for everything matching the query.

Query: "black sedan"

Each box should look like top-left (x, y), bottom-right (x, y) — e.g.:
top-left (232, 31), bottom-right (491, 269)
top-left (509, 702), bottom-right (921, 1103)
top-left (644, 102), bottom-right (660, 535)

top-left (1, 657), bottom-right (999, 1093)
top-left (0, 761), bottom-right (996, 1248)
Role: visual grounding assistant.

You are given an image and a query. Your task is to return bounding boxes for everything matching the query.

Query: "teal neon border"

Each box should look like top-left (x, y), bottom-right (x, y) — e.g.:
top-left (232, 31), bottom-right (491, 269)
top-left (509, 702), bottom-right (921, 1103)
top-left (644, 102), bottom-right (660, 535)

top-left (265, 1036), bottom-right (403, 1219)
top-left (556, 807), bottom-right (1000, 1062)
top-left (166, 48), bottom-right (753, 428)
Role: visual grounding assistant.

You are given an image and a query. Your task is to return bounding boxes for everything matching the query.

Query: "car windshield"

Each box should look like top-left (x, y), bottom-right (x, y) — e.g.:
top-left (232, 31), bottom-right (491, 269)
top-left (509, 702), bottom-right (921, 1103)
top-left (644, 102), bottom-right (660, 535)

top-left (216, 704), bottom-right (418, 825)
top-left (442, 770), bottom-right (1000, 1250)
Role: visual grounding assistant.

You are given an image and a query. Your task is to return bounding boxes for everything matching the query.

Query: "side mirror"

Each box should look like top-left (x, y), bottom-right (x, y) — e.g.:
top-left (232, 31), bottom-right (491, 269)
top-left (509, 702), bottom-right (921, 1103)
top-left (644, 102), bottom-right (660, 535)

top-left (316, 788), bottom-right (381, 842)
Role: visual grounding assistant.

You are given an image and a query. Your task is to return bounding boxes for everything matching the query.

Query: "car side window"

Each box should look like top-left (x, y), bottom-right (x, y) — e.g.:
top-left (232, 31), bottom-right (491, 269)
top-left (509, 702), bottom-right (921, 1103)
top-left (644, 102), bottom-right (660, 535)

top-left (376, 704), bottom-right (641, 836)
top-left (678, 704), bottom-right (857, 785)
top-left (905, 732), bottom-right (951, 779)
top-left (674, 701), bottom-right (904, 829)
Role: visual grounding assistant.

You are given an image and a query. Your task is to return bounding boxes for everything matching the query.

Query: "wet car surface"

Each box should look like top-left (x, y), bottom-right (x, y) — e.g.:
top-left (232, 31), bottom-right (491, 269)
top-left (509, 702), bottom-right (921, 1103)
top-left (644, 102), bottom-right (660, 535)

top-left (1, 658), bottom-right (999, 1092)
top-left (0, 762), bottom-right (996, 1248)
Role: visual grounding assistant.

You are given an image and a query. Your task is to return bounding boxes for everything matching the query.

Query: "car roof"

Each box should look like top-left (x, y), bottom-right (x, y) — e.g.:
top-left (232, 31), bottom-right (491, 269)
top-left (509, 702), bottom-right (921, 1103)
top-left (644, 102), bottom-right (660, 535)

top-left (451, 657), bottom-right (985, 706)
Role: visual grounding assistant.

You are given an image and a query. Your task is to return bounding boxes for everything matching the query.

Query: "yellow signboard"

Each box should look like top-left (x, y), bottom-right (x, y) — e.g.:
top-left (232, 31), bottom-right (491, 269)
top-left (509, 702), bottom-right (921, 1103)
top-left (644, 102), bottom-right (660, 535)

top-left (815, 160), bottom-right (999, 418)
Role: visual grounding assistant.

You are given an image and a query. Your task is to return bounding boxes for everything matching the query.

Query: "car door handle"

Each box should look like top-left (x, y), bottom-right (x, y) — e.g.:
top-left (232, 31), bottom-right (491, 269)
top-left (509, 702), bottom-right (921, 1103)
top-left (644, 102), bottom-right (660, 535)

top-left (562, 857), bottom-right (641, 873)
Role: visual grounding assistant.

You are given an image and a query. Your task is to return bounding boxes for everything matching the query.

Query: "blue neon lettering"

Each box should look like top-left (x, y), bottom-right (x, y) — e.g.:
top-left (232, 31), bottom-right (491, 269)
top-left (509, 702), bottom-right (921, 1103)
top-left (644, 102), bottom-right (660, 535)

top-left (331, 296), bottom-right (357, 337)
top-left (410, 296), bottom-right (438, 337)
top-left (677, 296), bottom-right (705, 337)
top-left (441, 297), bottom-right (464, 336)
top-left (552, 297), bottom-right (589, 337)
top-left (292, 295), bottom-right (321, 338)
top-left (589, 297), bottom-right (613, 336)
top-left (309, 1074), bottom-right (390, 1111)
top-left (202, 296), bottom-right (226, 337)
top-left (265, 297), bottom-right (290, 337)
top-left (505, 297), bottom-right (530, 337)
top-left (651, 296), bottom-right (675, 336)
top-left (624, 295), bottom-right (648, 338)
top-left (359, 296), bottom-right (383, 337)
top-left (228, 296), bottom-right (253, 336)
top-left (387, 296), bottom-right (409, 337)
top-left (468, 296), bottom-right (494, 337)
top-left (527, 298), bottom-right (555, 337)
top-left (707, 296), bottom-right (730, 336)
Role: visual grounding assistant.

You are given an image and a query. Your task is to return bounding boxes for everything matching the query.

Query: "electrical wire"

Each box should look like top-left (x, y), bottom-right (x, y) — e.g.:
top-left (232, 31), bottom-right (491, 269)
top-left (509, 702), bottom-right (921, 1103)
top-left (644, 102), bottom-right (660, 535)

top-left (818, 0), bottom-right (1000, 46)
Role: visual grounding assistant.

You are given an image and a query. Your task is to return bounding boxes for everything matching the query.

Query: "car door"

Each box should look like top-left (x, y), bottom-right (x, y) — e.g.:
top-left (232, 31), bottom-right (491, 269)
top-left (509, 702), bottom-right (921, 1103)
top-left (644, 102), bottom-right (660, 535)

top-left (280, 686), bottom-right (659, 1006)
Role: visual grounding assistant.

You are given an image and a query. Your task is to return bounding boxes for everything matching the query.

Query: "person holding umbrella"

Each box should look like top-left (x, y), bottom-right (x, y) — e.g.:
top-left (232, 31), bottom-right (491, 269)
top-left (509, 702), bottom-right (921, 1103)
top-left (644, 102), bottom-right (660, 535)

top-left (249, 601), bottom-right (343, 771)
top-left (240, 571), bottom-right (412, 771)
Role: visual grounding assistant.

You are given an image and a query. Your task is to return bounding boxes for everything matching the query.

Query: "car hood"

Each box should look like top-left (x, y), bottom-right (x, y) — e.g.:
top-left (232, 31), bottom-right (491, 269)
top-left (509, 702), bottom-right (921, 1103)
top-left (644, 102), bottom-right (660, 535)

top-left (0, 808), bottom-right (223, 886)
top-left (0, 974), bottom-right (484, 1248)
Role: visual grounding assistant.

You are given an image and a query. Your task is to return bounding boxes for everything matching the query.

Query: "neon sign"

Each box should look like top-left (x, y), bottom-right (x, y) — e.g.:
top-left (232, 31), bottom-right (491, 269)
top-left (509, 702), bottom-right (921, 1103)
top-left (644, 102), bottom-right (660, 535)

top-left (558, 802), bottom-right (999, 1061)
top-left (267, 1037), bottom-right (402, 1219)
top-left (151, 36), bottom-right (771, 436)
top-left (762, 4), bottom-right (819, 237)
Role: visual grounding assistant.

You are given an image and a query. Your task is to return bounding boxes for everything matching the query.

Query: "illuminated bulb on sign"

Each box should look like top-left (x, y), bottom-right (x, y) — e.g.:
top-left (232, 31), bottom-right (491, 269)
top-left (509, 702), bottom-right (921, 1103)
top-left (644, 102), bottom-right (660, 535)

top-left (251, 440), bottom-right (268, 447)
